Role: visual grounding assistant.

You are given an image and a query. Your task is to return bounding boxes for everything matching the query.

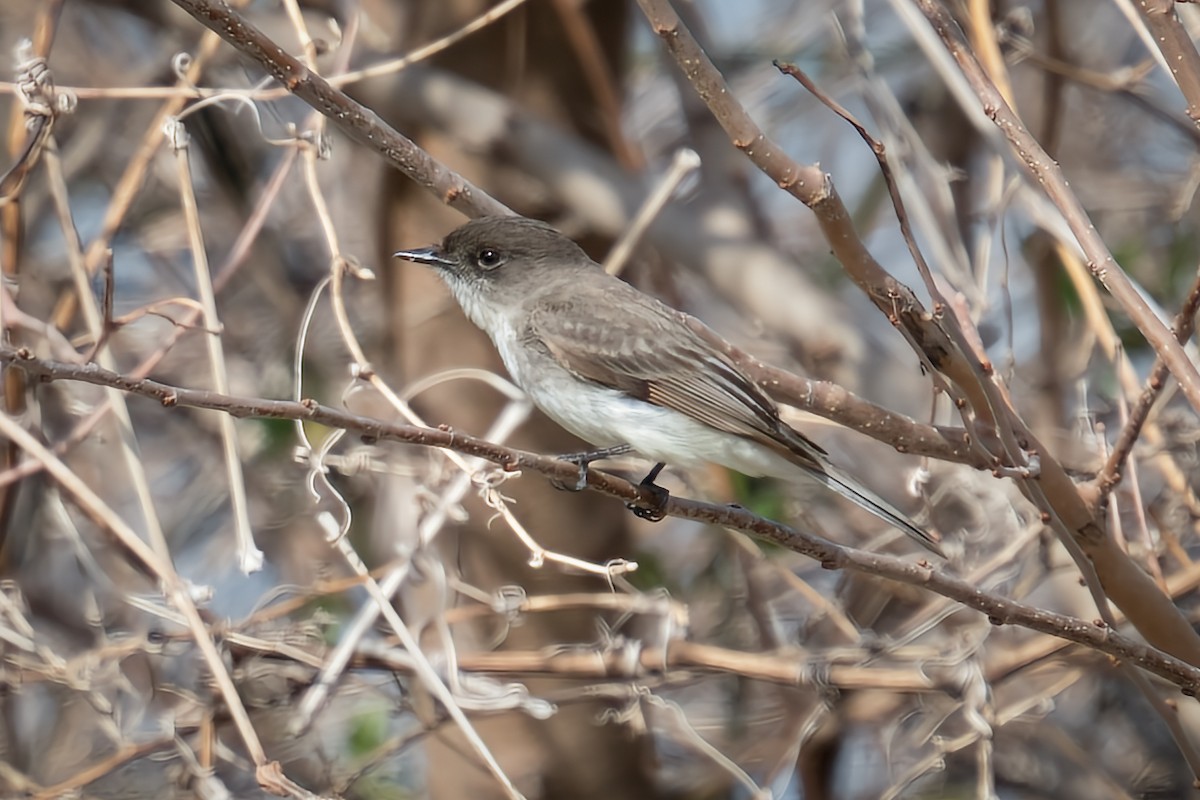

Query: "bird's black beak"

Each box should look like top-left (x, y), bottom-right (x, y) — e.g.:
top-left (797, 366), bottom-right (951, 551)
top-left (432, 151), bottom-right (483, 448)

top-left (392, 246), bottom-right (457, 268)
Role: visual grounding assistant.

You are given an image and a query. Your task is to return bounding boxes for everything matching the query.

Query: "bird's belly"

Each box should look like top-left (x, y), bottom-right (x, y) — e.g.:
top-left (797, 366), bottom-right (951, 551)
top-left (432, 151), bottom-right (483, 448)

top-left (525, 377), bottom-right (796, 478)
top-left (530, 381), bottom-right (688, 454)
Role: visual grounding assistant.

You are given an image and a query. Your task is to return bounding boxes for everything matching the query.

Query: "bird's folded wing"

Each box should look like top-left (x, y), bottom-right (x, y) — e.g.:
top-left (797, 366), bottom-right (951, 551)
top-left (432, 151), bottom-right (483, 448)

top-left (526, 292), bottom-right (821, 463)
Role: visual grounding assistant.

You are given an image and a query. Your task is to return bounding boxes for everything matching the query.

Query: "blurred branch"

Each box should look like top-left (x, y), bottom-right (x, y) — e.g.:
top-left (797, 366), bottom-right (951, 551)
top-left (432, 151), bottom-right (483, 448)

top-left (5, 346), bottom-right (1200, 694)
top-left (548, 0), bottom-right (644, 170)
top-left (0, 21), bottom-right (63, 556)
top-left (0, 411), bottom-right (315, 798)
top-left (452, 641), bottom-right (936, 692)
top-left (68, 24), bottom-right (226, 322)
top-left (1011, 44), bottom-right (1200, 147)
top-left (169, 0), bottom-right (510, 218)
top-left (27, 733), bottom-right (186, 799)
top-left (217, 633), bottom-right (940, 693)
top-left (43, 141), bottom-right (174, 563)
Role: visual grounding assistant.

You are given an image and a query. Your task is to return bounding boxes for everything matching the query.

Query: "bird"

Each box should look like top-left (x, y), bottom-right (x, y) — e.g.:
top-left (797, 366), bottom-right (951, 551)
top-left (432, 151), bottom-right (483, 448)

top-left (394, 215), bottom-right (943, 557)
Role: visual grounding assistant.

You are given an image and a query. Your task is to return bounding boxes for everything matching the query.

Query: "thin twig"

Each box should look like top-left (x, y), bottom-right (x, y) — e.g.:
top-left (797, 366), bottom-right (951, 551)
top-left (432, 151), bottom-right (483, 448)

top-left (1096, 264), bottom-right (1200, 498)
top-left (170, 120), bottom-right (263, 573)
top-left (603, 147), bottom-right (700, 276)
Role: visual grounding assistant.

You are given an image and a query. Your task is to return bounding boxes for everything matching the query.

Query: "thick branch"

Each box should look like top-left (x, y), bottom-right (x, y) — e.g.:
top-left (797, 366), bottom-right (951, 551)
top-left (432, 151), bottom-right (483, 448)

top-left (1135, 0), bottom-right (1200, 123)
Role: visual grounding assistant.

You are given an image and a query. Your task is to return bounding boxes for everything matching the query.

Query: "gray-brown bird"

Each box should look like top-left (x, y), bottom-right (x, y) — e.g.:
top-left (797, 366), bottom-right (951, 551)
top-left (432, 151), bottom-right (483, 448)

top-left (395, 216), bottom-right (943, 556)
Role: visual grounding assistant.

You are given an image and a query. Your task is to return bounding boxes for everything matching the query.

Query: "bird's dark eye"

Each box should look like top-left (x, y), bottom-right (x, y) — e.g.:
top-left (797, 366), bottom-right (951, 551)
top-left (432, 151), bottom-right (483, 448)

top-left (476, 248), bottom-right (506, 270)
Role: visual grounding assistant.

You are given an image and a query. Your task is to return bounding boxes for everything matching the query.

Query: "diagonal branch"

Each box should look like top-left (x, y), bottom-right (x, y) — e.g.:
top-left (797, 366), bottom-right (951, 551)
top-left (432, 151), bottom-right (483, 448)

top-left (168, 0), bottom-right (509, 218)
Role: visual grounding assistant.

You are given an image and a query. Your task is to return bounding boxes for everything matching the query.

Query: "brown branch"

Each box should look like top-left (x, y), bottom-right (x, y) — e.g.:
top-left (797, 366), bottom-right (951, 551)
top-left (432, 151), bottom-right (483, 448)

top-left (1135, 0), bottom-right (1200, 123)
top-left (547, 0), bottom-right (644, 170)
top-left (912, 0), bottom-right (1200, 419)
top-left (168, 0), bottom-right (509, 219)
top-left (4, 345), bottom-right (1200, 694)
top-left (683, 318), bottom-right (978, 465)
top-left (416, 642), bottom-right (938, 693)
top-left (767, 60), bottom-right (1027, 460)
top-left (223, 635), bottom-right (935, 693)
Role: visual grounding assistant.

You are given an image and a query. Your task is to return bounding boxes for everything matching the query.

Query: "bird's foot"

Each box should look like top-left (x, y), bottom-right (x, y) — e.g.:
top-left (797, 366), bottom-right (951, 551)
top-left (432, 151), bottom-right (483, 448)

top-left (553, 444), bottom-right (634, 491)
top-left (626, 463), bottom-right (669, 522)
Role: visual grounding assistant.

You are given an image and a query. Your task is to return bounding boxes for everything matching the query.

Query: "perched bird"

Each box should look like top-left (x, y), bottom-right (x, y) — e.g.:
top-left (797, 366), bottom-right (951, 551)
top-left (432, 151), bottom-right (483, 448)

top-left (395, 216), bottom-right (943, 556)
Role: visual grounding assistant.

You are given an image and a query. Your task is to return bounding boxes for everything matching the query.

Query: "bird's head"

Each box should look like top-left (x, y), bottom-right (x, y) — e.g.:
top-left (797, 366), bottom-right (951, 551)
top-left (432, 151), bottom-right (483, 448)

top-left (394, 216), bottom-right (595, 311)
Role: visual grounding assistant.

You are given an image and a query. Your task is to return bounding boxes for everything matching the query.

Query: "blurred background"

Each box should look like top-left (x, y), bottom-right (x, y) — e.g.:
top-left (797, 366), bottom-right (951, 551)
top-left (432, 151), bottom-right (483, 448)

top-left (2, 0), bottom-right (1200, 797)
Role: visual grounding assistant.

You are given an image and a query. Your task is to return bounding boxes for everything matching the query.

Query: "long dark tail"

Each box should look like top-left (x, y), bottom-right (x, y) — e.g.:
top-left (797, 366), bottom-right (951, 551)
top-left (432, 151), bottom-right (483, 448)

top-left (810, 464), bottom-right (945, 557)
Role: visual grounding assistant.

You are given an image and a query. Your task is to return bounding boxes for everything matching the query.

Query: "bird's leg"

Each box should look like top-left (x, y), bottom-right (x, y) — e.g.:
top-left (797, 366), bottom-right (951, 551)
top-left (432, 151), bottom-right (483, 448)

top-left (627, 462), bottom-right (669, 522)
top-left (554, 444), bottom-right (634, 491)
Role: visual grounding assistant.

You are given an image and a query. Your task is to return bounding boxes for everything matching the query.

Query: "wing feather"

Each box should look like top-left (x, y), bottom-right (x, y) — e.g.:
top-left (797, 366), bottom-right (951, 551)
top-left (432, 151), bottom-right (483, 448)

top-left (527, 287), bottom-right (797, 451)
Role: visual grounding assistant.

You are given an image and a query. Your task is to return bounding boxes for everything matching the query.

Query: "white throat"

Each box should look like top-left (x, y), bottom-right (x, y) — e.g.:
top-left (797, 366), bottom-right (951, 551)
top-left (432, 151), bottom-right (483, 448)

top-left (445, 277), bottom-right (528, 383)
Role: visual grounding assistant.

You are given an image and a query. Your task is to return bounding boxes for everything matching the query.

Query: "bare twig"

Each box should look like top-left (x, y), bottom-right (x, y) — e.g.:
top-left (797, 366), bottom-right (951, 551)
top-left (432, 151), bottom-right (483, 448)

top-left (603, 147), bottom-right (700, 276)
top-left (170, 120), bottom-right (263, 573)
top-left (1096, 264), bottom-right (1200, 498)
